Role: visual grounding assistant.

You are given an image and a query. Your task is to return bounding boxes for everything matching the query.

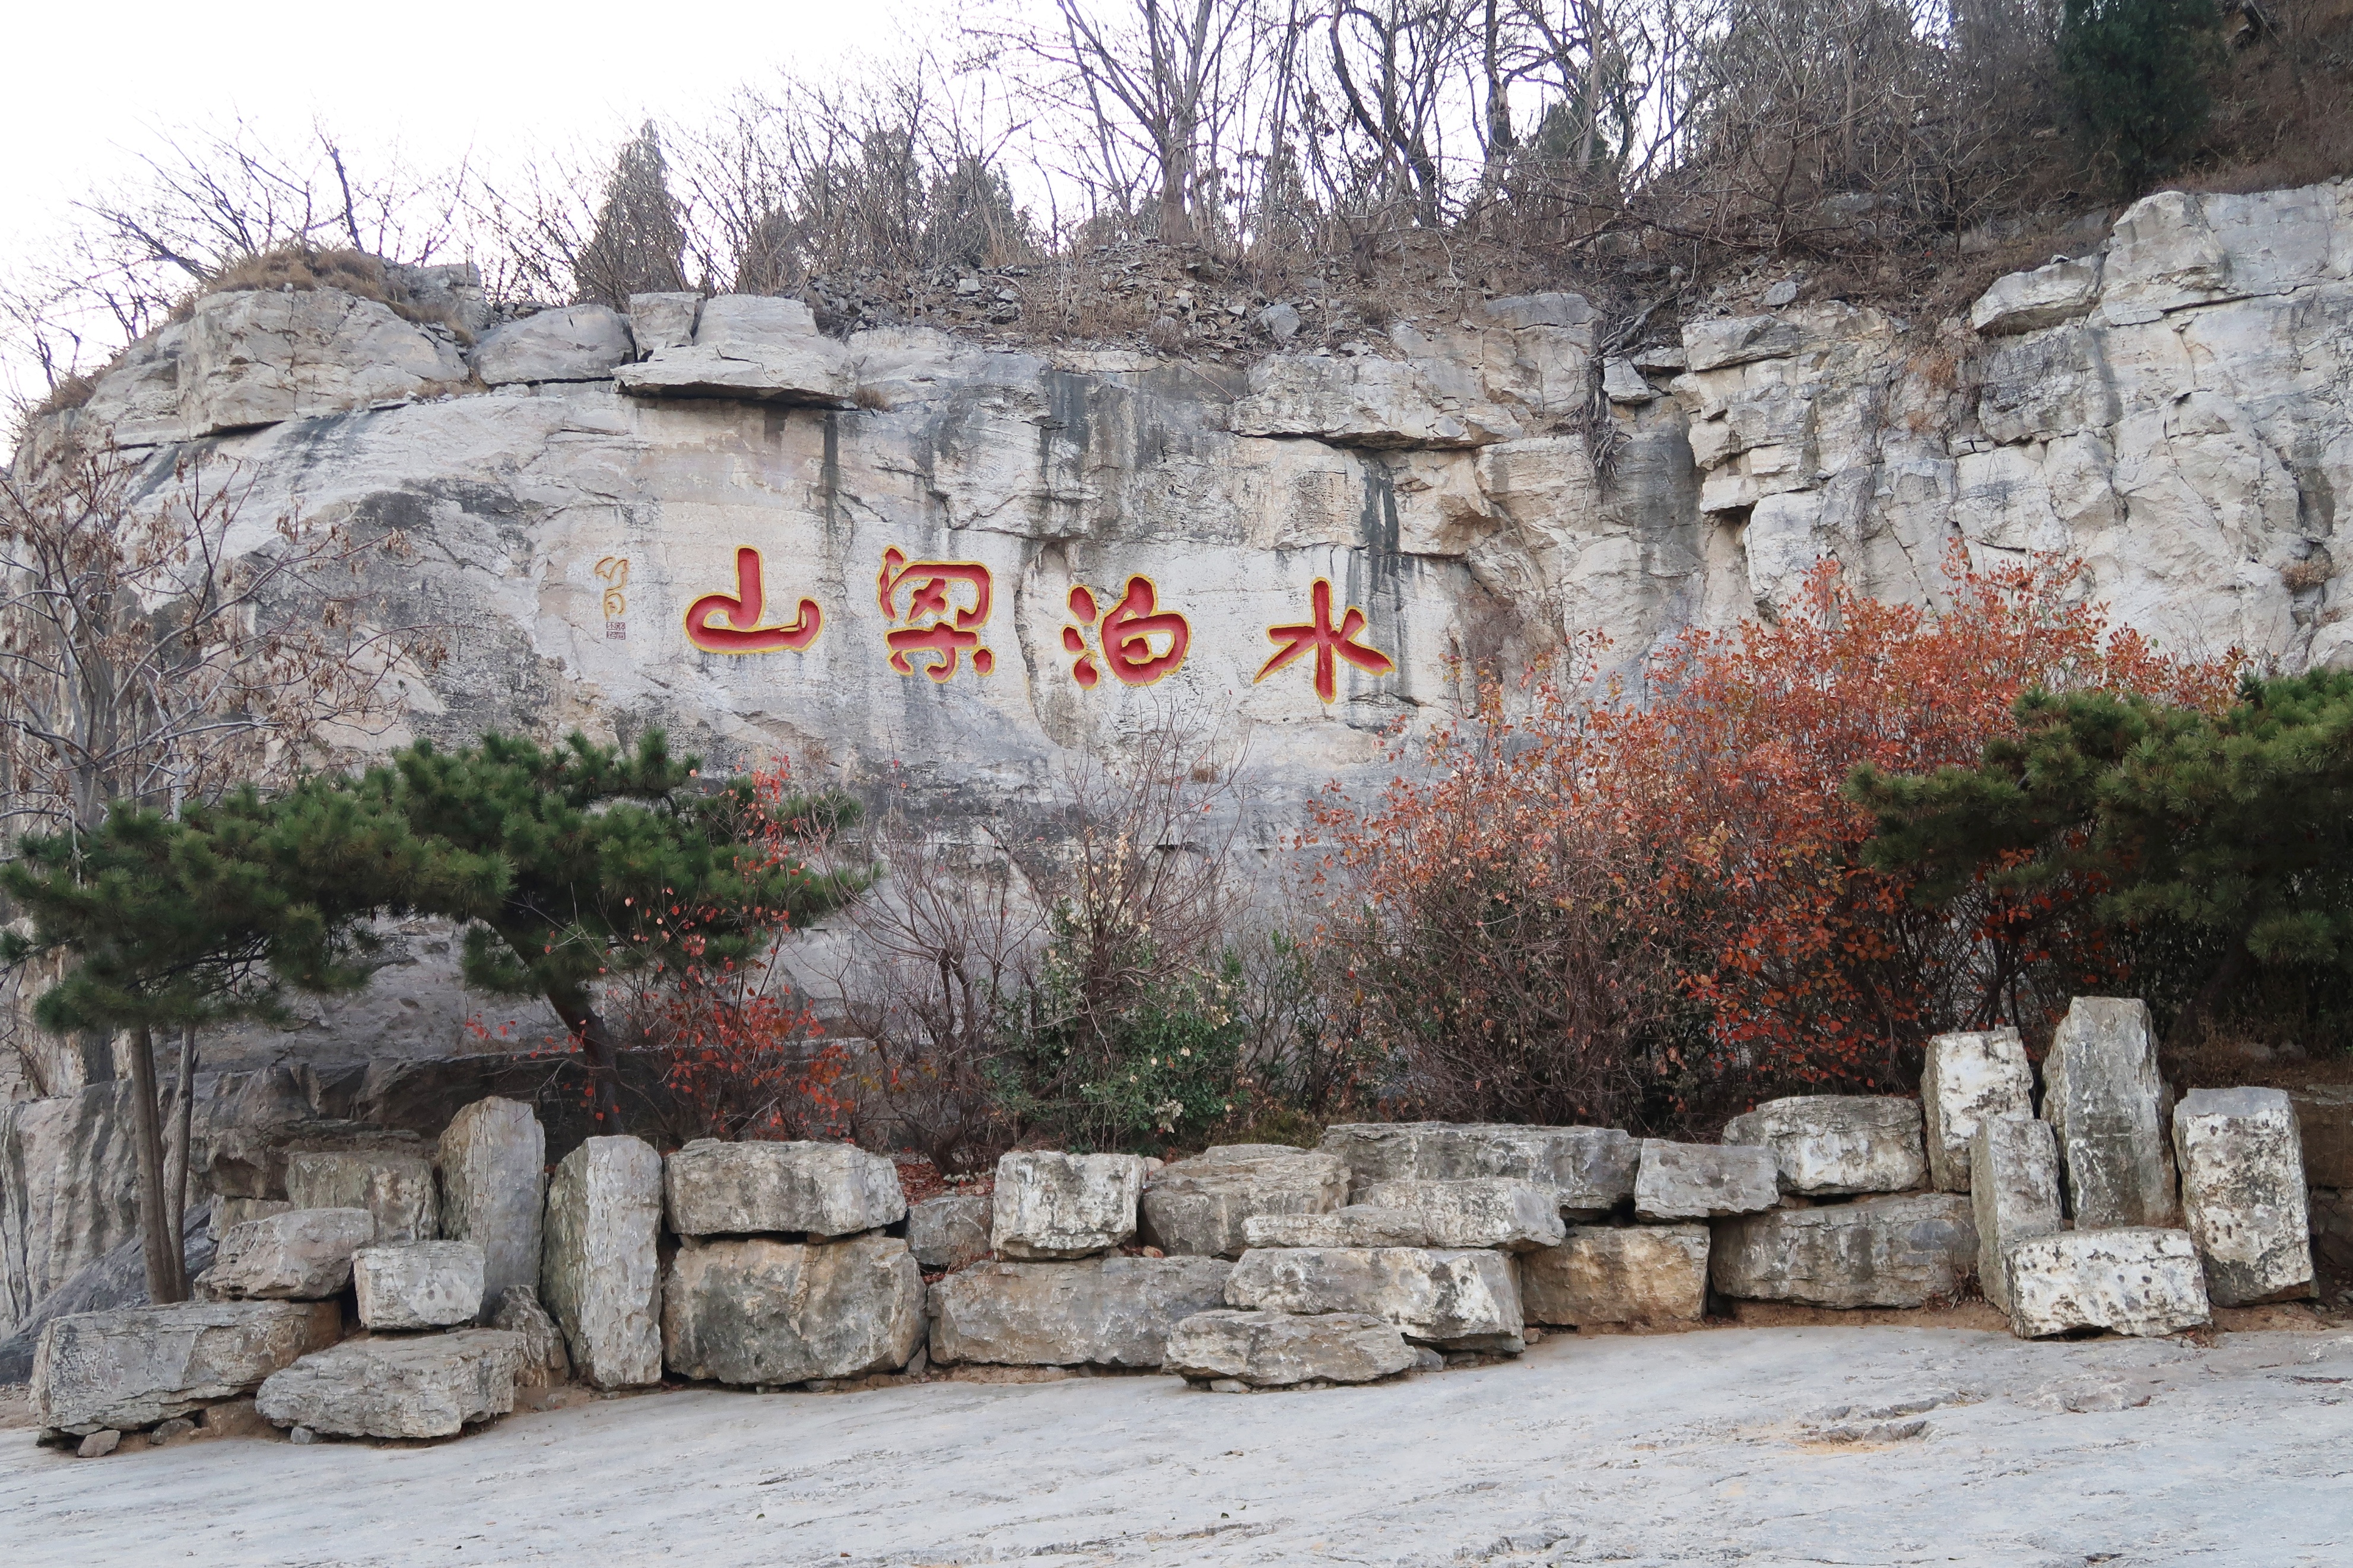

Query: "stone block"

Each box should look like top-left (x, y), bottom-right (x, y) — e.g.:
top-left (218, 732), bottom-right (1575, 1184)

top-left (32, 1300), bottom-right (341, 1435)
top-left (285, 1149), bottom-right (438, 1243)
top-left (927, 1255), bottom-right (1233, 1368)
top-left (1354, 1178), bottom-right (1567, 1251)
top-left (665, 1138), bottom-right (907, 1238)
top-left (1970, 256), bottom-right (2103, 335)
top-left (992, 1152), bottom-right (1144, 1260)
top-left (208, 1197), bottom-right (290, 1243)
top-left (1139, 1144), bottom-right (1349, 1258)
top-left (1632, 1140), bottom-right (1779, 1221)
top-left (491, 1286), bottom-right (571, 1386)
top-left (615, 295), bottom-right (850, 405)
top-left (2288, 1085), bottom-right (2353, 1188)
top-left (472, 304), bottom-right (633, 384)
top-left (1519, 1224), bottom-right (1709, 1326)
top-left (437, 1096), bottom-right (545, 1318)
top-left (908, 1194), bottom-right (993, 1271)
top-left (198, 1208), bottom-right (373, 1300)
top-left (627, 291), bottom-right (702, 354)
top-left (1164, 1309), bottom-right (1415, 1386)
top-left (1243, 1206), bottom-right (1427, 1249)
top-left (1970, 1114), bottom-right (2063, 1315)
top-left (176, 286), bottom-right (469, 437)
top-left (1316, 1123), bottom-right (1638, 1216)
top-left (662, 1234), bottom-right (925, 1385)
top-left (540, 1135), bottom-right (662, 1388)
top-left (256, 1330), bottom-right (523, 1439)
top-left (1710, 1192), bottom-right (1979, 1308)
top-left (354, 1241), bottom-right (487, 1330)
top-left (1223, 1247), bottom-right (1524, 1351)
top-left (2005, 1227), bottom-right (2211, 1338)
top-left (2172, 1087), bottom-right (2314, 1305)
top-left (2042, 997), bottom-right (2180, 1227)
top-left (1720, 1096), bottom-right (1927, 1195)
top-left (1922, 1028), bottom-right (2035, 1192)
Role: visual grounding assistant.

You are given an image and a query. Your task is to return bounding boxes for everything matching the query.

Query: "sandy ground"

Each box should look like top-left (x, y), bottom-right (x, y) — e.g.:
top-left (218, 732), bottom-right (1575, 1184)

top-left (4, 1324), bottom-right (2351, 1568)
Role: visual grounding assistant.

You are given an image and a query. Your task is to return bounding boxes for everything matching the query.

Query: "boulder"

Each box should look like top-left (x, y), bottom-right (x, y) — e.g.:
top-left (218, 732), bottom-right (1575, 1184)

top-left (615, 294), bottom-right (852, 405)
top-left (2005, 1228), bottom-right (2212, 1338)
top-left (664, 1138), bottom-right (907, 1238)
top-left (1631, 1141), bottom-right (1779, 1221)
top-left (1720, 1096), bottom-right (1928, 1195)
top-left (1970, 1115), bottom-right (2064, 1315)
top-left (209, 1197), bottom-right (291, 1242)
top-left (627, 291), bottom-right (702, 354)
top-left (928, 1255), bottom-right (1233, 1368)
top-left (0, 1206), bottom-right (215, 1385)
top-left (1243, 1206), bottom-right (1427, 1249)
top-left (1969, 256), bottom-right (2103, 335)
top-left (472, 304), bottom-right (633, 384)
top-left (1317, 1123), bottom-right (1638, 1216)
top-left (2288, 1085), bottom-right (2353, 1188)
top-left (198, 1208), bottom-right (374, 1300)
top-left (1709, 1193), bottom-right (1979, 1309)
top-left (662, 1233), bottom-right (926, 1385)
top-left (2171, 1087), bottom-right (2314, 1306)
top-left (177, 286), bottom-right (469, 437)
top-left (540, 1136), bottom-right (663, 1389)
top-left (255, 1330), bottom-right (523, 1439)
top-left (353, 1241), bottom-right (487, 1330)
top-left (285, 1149), bottom-right (438, 1243)
top-left (1922, 1029), bottom-right (2036, 1192)
top-left (32, 1300), bottom-right (341, 1435)
top-left (491, 1286), bottom-right (571, 1386)
top-left (1164, 1309), bottom-right (1415, 1386)
top-left (907, 1194), bottom-right (993, 1271)
top-left (2041, 997), bottom-right (2180, 1227)
top-left (437, 1097), bottom-right (545, 1318)
top-left (1519, 1225), bottom-right (1710, 1326)
top-left (991, 1152), bottom-right (1145, 1260)
top-left (1354, 1178), bottom-right (1567, 1251)
top-left (1139, 1144), bottom-right (1350, 1258)
top-left (1223, 1247), bottom-right (1524, 1351)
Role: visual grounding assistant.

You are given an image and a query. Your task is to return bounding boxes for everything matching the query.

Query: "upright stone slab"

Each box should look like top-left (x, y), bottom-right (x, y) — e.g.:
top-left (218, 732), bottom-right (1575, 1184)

top-left (1519, 1224), bottom-right (1709, 1325)
top-left (2005, 1228), bottom-right (2211, 1338)
top-left (2288, 1084), bottom-right (2353, 1188)
top-left (1164, 1309), bottom-right (1415, 1386)
top-left (908, 1194), bottom-right (993, 1271)
top-left (2041, 996), bottom-right (2179, 1227)
top-left (992, 1151), bottom-right (1145, 1260)
top-left (1139, 1144), bottom-right (1349, 1258)
top-left (1922, 1029), bottom-right (2035, 1192)
top-left (1970, 1114), bottom-right (2063, 1315)
top-left (1709, 1192), bottom-right (1978, 1308)
top-left (32, 1300), bottom-right (341, 1435)
top-left (256, 1330), bottom-right (523, 1439)
top-left (1720, 1096), bottom-right (1927, 1195)
top-left (1243, 1207), bottom-right (1427, 1248)
top-left (1355, 1178), bottom-right (1567, 1251)
top-left (354, 1241), bottom-right (487, 1330)
top-left (197, 1208), bottom-right (373, 1300)
top-left (2171, 1087), bottom-right (2314, 1305)
top-left (665, 1139), bottom-right (907, 1238)
top-left (928, 1255), bottom-right (1233, 1368)
top-left (285, 1148), bottom-right (438, 1243)
top-left (662, 1234), bottom-right (925, 1385)
top-left (437, 1096), bottom-right (545, 1318)
top-left (1633, 1140), bottom-right (1779, 1221)
top-left (492, 1286), bottom-right (571, 1386)
top-left (1317, 1123), bottom-right (1638, 1216)
top-left (541, 1135), bottom-right (663, 1389)
top-left (1223, 1246), bottom-right (1524, 1350)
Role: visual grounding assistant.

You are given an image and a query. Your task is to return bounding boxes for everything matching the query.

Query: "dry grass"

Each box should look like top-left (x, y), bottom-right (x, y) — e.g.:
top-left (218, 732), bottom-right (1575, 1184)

top-left (31, 373), bottom-right (97, 418)
top-left (178, 244), bottom-right (473, 342)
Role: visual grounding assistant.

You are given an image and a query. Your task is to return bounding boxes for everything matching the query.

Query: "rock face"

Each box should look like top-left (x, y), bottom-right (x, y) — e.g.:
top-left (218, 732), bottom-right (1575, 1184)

top-left (285, 1149), bottom-right (439, 1244)
top-left (1970, 1115), bottom-right (2065, 1315)
top-left (1720, 1096), bottom-right (1928, 1195)
top-left (491, 1286), bottom-right (571, 1386)
top-left (1243, 1207), bottom-right (1428, 1249)
top-left (665, 1139), bottom-right (907, 1239)
top-left (169, 287), bottom-right (471, 439)
top-left (908, 1194), bottom-right (993, 1271)
top-left (1633, 1141), bottom-right (1779, 1221)
top-left (1224, 1247), bottom-right (1524, 1350)
top-left (928, 1255), bottom-right (1233, 1368)
top-left (1317, 1124), bottom-right (1638, 1216)
top-left (1922, 1029), bottom-right (2036, 1192)
top-left (2005, 1228), bottom-right (2212, 1339)
top-left (198, 1208), bottom-right (373, 1300)
top-left (1519, 1224), bottom-right (1710, 1326)
top-left (1139, 1145), bottom-right (1350, 1258)
top-left (354, 1242), bottom-right (487, 1330)
top-left (2288, 1085), bottom-right (2353, 1188)
top-left (1710, 1193), bottom-right (1979, 1308)
top-left (1163, 1309), bottom-right (1415, 1386)
top-left (2041, 997), bottom-right (2180, 1228)
top-left (436, 1097), bottom-right (544, 1318)
top-left (992, 1152), bottom-right (1145, 1260)
top-left (255, 1330), bottom-right (523, 1439)
top-left (662, 1234), bottom-right (925, 1385)
top-left (540, 1136), bottom-right (663, 1389)
top-left (32, 1300), bottom-right (341, 1434)
top-left (473, 305), bottom-right (633, 384)
top-left (2171, 1087), bottom-right (2314, 1306)
top-left (1354, 1178), bottom-right (1567, 1251)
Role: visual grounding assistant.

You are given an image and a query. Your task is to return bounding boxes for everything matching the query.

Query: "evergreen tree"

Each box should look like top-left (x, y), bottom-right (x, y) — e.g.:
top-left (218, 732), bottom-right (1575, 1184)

top-left (574, 122), bottom-right (688, 308)
top-left (2057, 0), bottom-right (2221, 195)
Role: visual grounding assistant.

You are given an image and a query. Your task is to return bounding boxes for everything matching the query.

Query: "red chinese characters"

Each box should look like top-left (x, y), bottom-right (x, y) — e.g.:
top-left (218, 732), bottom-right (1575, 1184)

top-left (878, 546), bottom-right (996, 680)
top-left (1062, 575), bottom-right (1190, 688)
top-left (1255, 577), bottom-right (1395, 702)
top-left (684, 546), bottom-right (822, 654)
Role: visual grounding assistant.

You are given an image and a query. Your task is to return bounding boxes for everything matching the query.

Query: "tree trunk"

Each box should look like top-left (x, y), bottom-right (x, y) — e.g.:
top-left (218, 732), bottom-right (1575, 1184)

top-left (2165, 937), bottom-right (2254, 1056)
top-left (165, 1026), bottom-right (198, 1298)
top-left (125, 1025), bottom-right (185, 1305)
top-left (551, 993), bottom-right (624, 1129)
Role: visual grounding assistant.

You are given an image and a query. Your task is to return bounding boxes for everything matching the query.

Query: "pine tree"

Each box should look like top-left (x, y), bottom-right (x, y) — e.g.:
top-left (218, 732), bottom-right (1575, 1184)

top-left (574, 122), bottom-right (688, 307)
top-left (2057, 0), bottom-right (2221, 195)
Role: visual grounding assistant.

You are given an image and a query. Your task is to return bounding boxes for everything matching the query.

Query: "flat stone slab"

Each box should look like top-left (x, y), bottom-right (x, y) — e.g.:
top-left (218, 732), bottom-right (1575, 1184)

top-left (1354, 1178), bottom-right (1567, 1251)
top-left (472, 304), bottom-right (633, 384)
top-left (1317, 1123), bottom-right (1637, 1216)
top-left (2172, 1087), bottom-right (2313, 1306)
top-left (908, 1194), bottom-right (992, 1271)
top-left (928, 1255), bottom-right (1232, 1369)
top-left (1244, 1206), bottom-right (1430, 1249)
top-left (1721, 1096), bottom-right (1927, 1195)
top-left (662, 1234), bottom-right (925, 1385)
top-left (198, 1208), bottom-right (373, 1299)
top-left (354, 1241), bottom-right (487, 1330)
top-left (438, 1097), bottom-right (545, 1317)
top-left (285, 1149), bottom-right (438, 1243)
top-left (256, 1330), bottom-right (524, 1439)
top-left (1633, 1140), bottom-right (1779, 1220)
top-left (1922, 1029), bottom-right (2034, 1192)
top-left (541, 1136), bottom-right (663, 1389)
top-left (1164, 1309), bottom-right (1414, 1386)
top-left (1224, 1246), bottom-right (1523, 1350)
top-left (992, 1152), bottom-right (1145, 1260)
top-left (33, 1300), bottom-right (341, 1435)
top-left (1971, 1115), bottom-right (2063, 1315)
top-left (1710, 1193), bottom-right (1979, 1308)
top-left (1140, 1144), bottom-right (1349, 1258)
top-left (2042, 996), bottom-right (2180, 1227)
top-left (665, 1139), bottom-right (907, 1238)
top-left (1520, 1224), bottom-right (1709, 1326)
top-left (2005, 1227), bottom-right (2212, 1339)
